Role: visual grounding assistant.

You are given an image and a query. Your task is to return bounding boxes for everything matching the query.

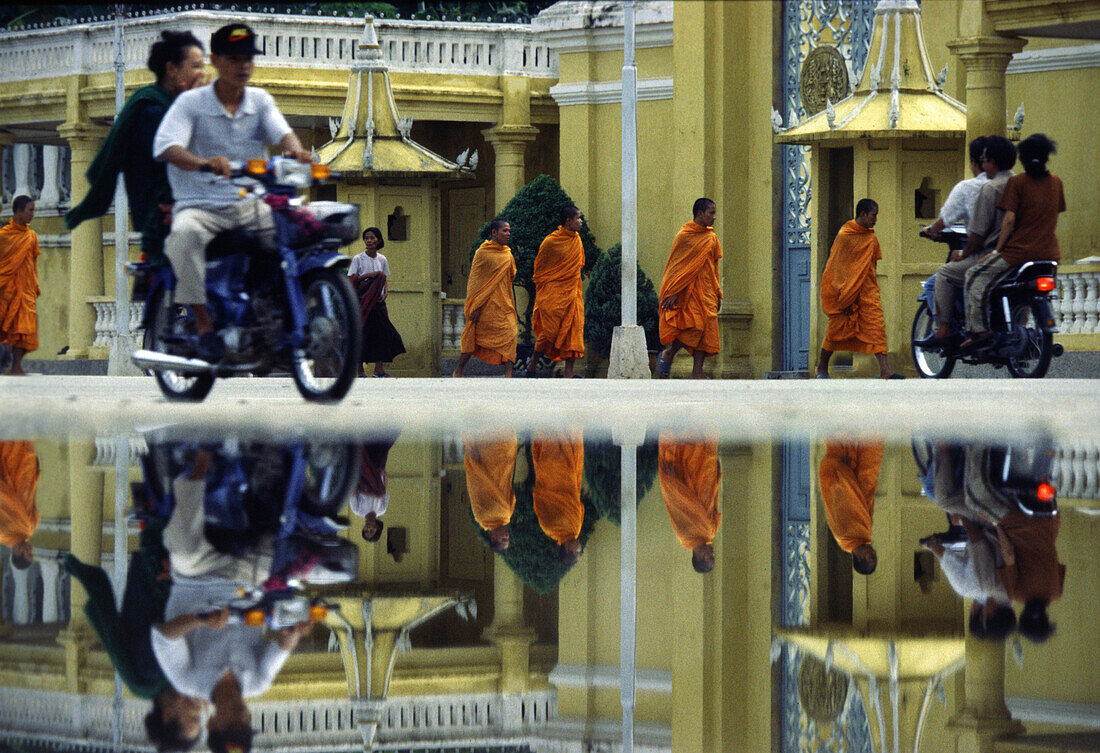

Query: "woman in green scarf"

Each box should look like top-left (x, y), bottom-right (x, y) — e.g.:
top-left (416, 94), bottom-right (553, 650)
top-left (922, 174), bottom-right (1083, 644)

top-left (66, 30), bottom-right (206, 263)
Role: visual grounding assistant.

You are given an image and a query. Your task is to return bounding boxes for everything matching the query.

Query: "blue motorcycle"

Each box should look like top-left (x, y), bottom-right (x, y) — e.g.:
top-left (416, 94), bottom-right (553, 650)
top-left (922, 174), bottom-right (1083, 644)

top-left (131, 157), bottom-right (362, 402)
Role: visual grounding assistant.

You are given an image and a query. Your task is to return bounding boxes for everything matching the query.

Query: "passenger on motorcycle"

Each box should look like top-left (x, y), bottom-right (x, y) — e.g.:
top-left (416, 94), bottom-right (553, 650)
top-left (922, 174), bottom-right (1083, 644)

top-left (922, 136), bottom-right (989, 237)
top-left (152, 23), bottom-right (312, 361)
top-left (961, 133), bottom-right (1065, 350)
top-left (918, 136), bottom-right (1017, 348)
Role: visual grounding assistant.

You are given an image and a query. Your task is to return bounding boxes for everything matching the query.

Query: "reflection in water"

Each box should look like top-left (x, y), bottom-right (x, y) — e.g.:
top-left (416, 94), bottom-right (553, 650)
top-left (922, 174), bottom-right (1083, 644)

top-left (465, 434), bottom-right (517, 552)
top-left (819, 439), bottom-right (884, 575)
top-left (353, 435), bottom-right (397, 545)
top-left (658, 433), bottom-right (721, 573)
top-left (0, 440), bottom-right (40, 571)
top-left (531, 433), bottom-right (585, 566)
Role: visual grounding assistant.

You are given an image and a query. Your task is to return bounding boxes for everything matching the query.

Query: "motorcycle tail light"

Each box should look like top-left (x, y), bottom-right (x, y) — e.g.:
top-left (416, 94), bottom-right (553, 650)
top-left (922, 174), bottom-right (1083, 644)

top-left (245, 609), bottom-right (265, 627)
top-left (1035, 276), bottom-right (1056, 292)
top-left (1036, 482), bottom-right (1056, 502)
top-left (310, 164), bottom-right (331, 180)
top-left (309, 604), bottom-right (328, 622)
top-left (246, 159), bottom-right (268, 175)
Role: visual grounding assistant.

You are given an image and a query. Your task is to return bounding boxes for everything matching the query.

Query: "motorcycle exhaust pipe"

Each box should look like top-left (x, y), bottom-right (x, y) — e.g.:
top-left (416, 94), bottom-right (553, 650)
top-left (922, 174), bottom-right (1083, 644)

top-left (132, 349), bottom-right (213, 374)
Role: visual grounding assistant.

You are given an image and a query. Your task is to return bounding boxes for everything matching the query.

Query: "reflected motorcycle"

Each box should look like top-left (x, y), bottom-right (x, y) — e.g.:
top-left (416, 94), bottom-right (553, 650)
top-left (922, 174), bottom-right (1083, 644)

top-left (911, 227), bottom-right (1063, 379)
top-left (130, 157), bottom-right (362, 402)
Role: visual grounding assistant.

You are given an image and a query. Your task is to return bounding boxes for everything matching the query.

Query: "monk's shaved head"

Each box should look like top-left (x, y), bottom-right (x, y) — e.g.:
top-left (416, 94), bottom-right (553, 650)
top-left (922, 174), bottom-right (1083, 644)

top-left (489, 217), bottom-right (509, 233)
top-left (692, 198), bottom-right (715, 218)
top-left (855, 198), bottom-right (878, 218)
top-left (559, 205), bottom-right (581, 225)
top-left (12, 195), bottom-right (33, 214)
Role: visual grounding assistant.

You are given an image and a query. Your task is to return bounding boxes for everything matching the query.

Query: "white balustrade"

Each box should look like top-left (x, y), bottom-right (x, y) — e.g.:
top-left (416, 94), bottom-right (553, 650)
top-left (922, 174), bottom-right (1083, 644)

top-left (0, 11), bottom-right (557, 83)
top-left (38, 145), bottom-right (61, 207)
top-left (12, 143), bottom-right (32, 200)
top-left (1, 552), bottom-right (69, 626)
top-left (92, 434), bottom-right (147, 467)
top-left (442, 299), bottom-right (466, 351)
top-left (1051, 442), bottom-right (1100, 501)
top-left (1054, 267), bottom-right (1100, 338)
top-left (89, 298), bottom-right (144, 353)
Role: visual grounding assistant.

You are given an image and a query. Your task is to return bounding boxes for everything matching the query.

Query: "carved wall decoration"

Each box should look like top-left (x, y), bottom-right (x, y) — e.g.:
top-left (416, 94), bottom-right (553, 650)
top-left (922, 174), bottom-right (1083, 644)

top-left (800, 44), bottom-right (850, 116)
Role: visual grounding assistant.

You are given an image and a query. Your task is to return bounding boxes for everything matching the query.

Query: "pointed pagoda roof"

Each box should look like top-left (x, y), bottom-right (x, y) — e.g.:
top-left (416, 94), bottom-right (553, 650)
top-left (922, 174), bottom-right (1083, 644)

top-left (315, 15), bottom-right (468, 177)
top-left (775, 0), bottom-right (966, 144)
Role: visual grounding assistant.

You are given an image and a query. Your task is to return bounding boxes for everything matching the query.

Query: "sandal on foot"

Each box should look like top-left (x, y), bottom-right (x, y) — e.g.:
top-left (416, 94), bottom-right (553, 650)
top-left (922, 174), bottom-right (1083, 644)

top-left (656, 355), bottom-right (671, 379)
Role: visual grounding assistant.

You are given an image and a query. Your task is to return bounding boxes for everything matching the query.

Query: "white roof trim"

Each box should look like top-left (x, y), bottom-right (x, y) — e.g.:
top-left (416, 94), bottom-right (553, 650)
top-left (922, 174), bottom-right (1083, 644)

top-left (549, 76), bottom-right (674, 106)
top-left (1007, 43), bottom-right (1100, 74)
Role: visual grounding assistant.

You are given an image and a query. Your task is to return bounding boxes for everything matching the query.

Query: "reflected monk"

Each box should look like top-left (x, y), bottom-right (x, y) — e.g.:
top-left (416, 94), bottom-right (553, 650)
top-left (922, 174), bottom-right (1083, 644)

top-left (465, 435), bottom-right (518, 552)
top-left (815, 198), bottom-right (902, 379)
top-left (818, 439), bottom-right (884, 575)
top-left (0, 440), bottom-right (39, 570)
top-left (524, 206), bottom-right (586, 378)
top-left (658, 433), bottom-right (722, 573)
top-left (0, 197), bottom-right (40, 376)
top-left (656, 198), bottom-right (722, 379)
top-left (453, 219), bottom-right (518, 378)
top-left (532, 433), bottom-right (585, 565)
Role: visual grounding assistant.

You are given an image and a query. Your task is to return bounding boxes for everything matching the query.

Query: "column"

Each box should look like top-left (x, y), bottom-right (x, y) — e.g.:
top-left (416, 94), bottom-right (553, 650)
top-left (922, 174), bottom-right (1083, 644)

top-left (58, 123), bottom-right (107, 359)
top-left (946, 36), bottom-right (1027, 144)
top-left (482, 125), bottom-right (538, 214)
top-left (946, 634), bottom-right (1023, 753)
top-left (488, 564), bottom-right (535, 733)
top-left (58, 437), bottom-right (101, 693)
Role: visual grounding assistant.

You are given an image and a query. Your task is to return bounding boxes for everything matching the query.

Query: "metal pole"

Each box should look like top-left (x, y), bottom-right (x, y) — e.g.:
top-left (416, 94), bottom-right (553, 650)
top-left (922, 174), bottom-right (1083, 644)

top-left (621, 0), bottom-right (638, 328)
top-left (110, 4), bottom-right (131, 376)
top-left (112, 434), bottom-right (131, 750)
top-left (620, 441), bottom-right (638, 752)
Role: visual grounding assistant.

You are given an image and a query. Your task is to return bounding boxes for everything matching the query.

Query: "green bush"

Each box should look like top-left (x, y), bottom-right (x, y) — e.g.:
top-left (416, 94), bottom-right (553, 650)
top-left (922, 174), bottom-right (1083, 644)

top-left (583, 243), bottom-right (660, 358)
top-left (472, 175), bottom-right (600, 343)
top-left (583, 436), bottom-right (658, 525)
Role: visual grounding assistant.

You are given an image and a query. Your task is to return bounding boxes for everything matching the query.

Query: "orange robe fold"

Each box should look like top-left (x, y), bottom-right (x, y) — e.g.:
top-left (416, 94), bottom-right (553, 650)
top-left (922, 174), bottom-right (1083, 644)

top-left (0, 441), bottom-right (40, 548)
top-left (532, 227), bottom-right (585, 361)
top-left (658, 437), bottom-right (722, 550)
top-left (820, 220), bottom-right (886, 354)
top-left (465, 436), bottom-right (518, 531)
top-left (461, 240), bottom-right (518, 365)
top-left (532, 434), bottom-right (584, 545)
top-left (818, 440), bottom-right (883, 553)
top-left (0, 220), bottom-right (41, 351)
top-left (658, 221), bottom-right (722, 354)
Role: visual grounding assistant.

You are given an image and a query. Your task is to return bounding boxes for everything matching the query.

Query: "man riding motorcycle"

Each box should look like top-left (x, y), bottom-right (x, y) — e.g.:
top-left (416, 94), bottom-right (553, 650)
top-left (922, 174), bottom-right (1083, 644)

top-left (153, 23), bottom-right (312, 362)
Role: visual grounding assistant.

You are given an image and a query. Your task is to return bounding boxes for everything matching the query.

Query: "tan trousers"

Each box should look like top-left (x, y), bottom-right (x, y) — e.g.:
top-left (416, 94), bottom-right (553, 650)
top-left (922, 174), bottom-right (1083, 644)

top-left (964, 252), bottom-right (1014, 333)
top-left (932, 254), bottom-right (982, 324)
top-left (164, 200), bottom-right (276, 305)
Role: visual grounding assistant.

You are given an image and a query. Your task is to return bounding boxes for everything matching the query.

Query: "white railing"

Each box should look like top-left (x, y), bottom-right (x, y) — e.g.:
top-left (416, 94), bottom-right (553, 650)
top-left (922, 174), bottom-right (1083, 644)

top-left (442, 298), bottom-right (466, 352)
top-left (0, 10), bottom-right (557, 84)
top-left (1051, 442), bottom-right (1100, 501)
top-left (1054, 265), bottom-right (1100, 336)
top-left (91, 434), bottom-right (148, 467)
top-left (2, 144), bottom-right (70, 214)
top-left (89, 298), bottom-right (144, 352)
top-left (1, 552), bottom-right (69, 626)
top-left (0, 689), bottom-right (556, 752)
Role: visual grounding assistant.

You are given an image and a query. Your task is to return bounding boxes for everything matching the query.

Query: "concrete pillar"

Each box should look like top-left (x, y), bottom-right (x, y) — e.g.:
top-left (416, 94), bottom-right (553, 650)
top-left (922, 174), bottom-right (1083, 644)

top-left (58, 123), bottom-right (107, 359)
top-left (66, 437), bottom-right (102, 626)
top-left (946, 36), bottom-right (1027, 143)
top-left (946, 634), bottom-right (1023, 753)
top-left (482, 125), bottom-right (538, 213)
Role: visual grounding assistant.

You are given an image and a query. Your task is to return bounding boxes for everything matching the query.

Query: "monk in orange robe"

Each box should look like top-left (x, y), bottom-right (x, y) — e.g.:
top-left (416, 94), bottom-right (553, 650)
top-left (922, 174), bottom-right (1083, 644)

top-left (0, 197), bottom-right (40, 376)
top-left (818, 439), bottom-right (884, 575)
top-left (815, 199), bottom-right (901, 379)
top-left (524, 206), bottom-right (586, 378)
top-left (657, 198), bottom-right (722, 379)
top-left (658, 434), bottom-right (722, 573)
top-left (0, 440), bottom-right (40, 570)
top-left (465, 434), bottom-right (518, 552)
top-left (532, 432), bottom-right (584, 565)
top-left (453, 219), bottom-right (518, 377)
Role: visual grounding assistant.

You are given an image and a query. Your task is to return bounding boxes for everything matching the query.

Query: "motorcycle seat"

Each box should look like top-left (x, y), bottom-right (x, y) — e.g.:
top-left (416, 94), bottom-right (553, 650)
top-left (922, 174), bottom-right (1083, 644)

top-left (205, 228), bottom-right (264, 259)
top-left (1004, 260), bottom-right (1057, 284)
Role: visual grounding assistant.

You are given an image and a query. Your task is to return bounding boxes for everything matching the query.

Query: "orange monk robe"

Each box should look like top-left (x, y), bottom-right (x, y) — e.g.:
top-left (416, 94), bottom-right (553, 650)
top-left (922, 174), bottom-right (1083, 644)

top-left (465, 436), bottom-right (518, 531)
top-left (820, 220), bottom-right (886, 354)
top-left (0, 219), bottom-right (41, 351)
top-left (658, 437), bottom-right (722, 550)
top-left (461, 240), bottom-right (518, 365)
top-left (532, 434), bottom-right (584, 545)
top-left (0, 441), bottom-right (40, 548)
top-left (532, 227), bottom-right (585, 361)
top-left (818, 440), bottom-right (884, 553)
top-left (658, 221), bottom-right (722, 355)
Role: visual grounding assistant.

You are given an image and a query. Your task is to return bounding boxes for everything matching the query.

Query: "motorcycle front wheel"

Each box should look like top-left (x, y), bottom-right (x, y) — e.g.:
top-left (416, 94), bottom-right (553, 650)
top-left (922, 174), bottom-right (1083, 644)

top-left (291, 269), bottom-right (361, 403)
top-left (144, 287), bottom-right (215, 401)
top-left (910, 301), bottom-right (956, 379)
top-left (1006, 300), bottom-right (1053, 379)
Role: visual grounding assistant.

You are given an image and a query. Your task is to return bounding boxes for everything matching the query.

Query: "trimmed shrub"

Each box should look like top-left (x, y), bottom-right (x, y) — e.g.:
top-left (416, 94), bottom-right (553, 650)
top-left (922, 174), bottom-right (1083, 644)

top-left (583, 243), bottom-right (660, 358)
top-left (583, 436), bottom-right (659, 525)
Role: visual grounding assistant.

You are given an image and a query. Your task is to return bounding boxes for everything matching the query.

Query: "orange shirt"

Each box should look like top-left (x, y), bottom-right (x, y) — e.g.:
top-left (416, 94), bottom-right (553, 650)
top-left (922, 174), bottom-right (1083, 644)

top-left (658, 221), bottom-right (722, 355)
top-left (0, 441), bottom-right (40, 548)
top-left (461, 240), bottom-right (517, 365)
top-left (532, 434), bottom-right (584, 545)
top-left (820, 220), bottom-right (885, 355)
top-left (0, 219), bottom-right (41, 351)
top-left (658, 436), bottom-right (722, 550)
top-left (818, 440), bottom-right (883, 552)
top-left (465, 436), bottom-right (518, 531)
top-left (532, 227), bottom-right (585, 361)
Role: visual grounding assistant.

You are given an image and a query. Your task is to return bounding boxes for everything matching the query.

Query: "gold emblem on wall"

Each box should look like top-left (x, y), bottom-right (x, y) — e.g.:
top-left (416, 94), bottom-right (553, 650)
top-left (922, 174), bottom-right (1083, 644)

top-left (800, 45), bottom-right (849, 116)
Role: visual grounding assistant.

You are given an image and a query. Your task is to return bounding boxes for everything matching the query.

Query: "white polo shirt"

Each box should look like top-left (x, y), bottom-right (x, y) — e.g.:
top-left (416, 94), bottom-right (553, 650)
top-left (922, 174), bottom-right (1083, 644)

top-left (153, 82), bottom-right (292, 210)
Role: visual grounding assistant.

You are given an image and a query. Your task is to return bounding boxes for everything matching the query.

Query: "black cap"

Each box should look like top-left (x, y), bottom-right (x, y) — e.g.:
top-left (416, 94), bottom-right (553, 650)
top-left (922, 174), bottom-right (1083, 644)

top-left (211, 23), bottom-right (262, 56)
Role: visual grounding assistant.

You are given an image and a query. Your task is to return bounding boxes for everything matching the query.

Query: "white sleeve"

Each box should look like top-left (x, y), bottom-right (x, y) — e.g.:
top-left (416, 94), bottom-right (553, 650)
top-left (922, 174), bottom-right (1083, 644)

top-left (258, 90), bottom-right (293, 145)
top-left (938, 180), bottom-right (971, 226)
top-left (381, 255), bottom-right (391, 277)
top-left (243, 640), bottom-right (291, 698)
top-left (151, 627), bottom-right (204, 697)
top-left (153, 93), bottom-right (195, 161)
top-left (348, 254), bottom-right (363, 276)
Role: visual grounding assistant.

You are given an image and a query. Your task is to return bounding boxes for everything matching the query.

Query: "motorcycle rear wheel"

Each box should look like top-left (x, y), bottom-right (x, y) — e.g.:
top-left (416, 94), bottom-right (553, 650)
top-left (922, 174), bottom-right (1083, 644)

top-left (144, 287), bottom-right (215, 401)
top-left (291, 269), bottom-right (361, 403)
top-left (1006, 301), bottom-right (1053, 379)
top-left (910, 301), bottom-right (956, 379)
top-left (304, 442), bottom-right (360, 511)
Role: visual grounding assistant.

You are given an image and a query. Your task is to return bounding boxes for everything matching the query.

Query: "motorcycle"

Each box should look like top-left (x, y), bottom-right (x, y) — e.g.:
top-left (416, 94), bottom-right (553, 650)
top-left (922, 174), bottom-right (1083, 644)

top-left (130, 157), bottom-right (362, 402)
top-left (911, 227), bottom-right (1063, 379)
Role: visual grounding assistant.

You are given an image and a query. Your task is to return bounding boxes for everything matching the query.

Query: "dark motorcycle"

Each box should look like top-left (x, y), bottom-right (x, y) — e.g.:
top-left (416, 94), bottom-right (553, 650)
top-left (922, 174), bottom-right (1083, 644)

top-left (911, 227), bottom-right (1063, 379)
top-left (130, 157), bottom-right (362, 402)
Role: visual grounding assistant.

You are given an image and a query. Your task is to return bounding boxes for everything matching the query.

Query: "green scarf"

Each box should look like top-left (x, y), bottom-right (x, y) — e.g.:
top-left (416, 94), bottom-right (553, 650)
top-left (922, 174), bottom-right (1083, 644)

top-left (65, 83), bottom-right (173, 232)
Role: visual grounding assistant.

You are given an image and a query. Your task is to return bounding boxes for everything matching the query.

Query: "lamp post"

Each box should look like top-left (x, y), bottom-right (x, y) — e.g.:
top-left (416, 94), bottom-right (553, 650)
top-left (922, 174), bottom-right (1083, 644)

top-left (109, 4), bottom-right (134, 376)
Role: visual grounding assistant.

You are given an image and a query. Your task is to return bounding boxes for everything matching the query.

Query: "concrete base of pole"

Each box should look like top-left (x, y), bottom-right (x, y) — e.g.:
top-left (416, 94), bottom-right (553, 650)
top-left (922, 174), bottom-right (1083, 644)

top-left (607, 325), bottom-right (650, 379)
top-left (108, 338), bottom-right (141, 376)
